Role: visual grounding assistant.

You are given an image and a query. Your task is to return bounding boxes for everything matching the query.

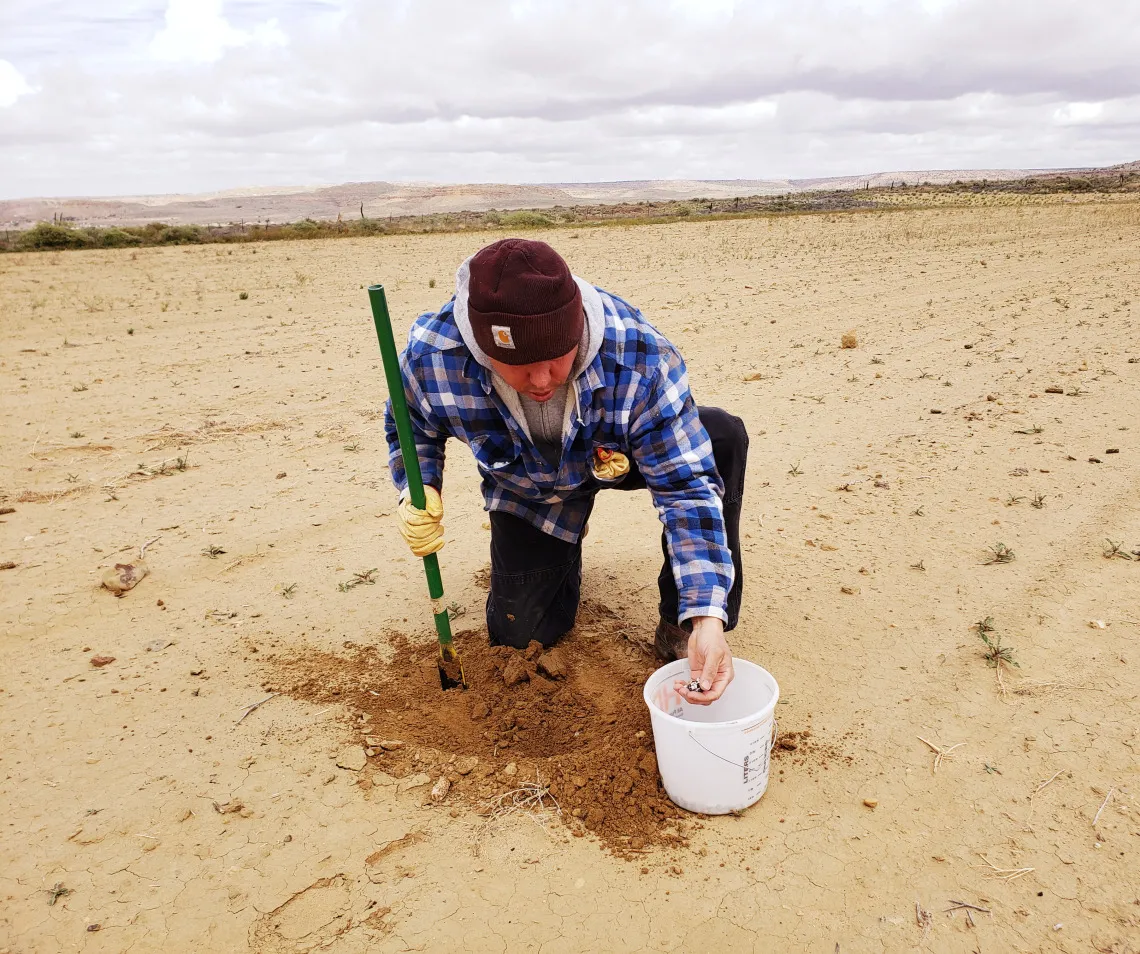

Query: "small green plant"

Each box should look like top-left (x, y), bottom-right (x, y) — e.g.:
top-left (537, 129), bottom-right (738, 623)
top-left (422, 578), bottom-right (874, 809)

top-left (787, 461), bottom-right (803, 476)
top-left (446, 601), bottom-right (466, 620)
top-left (344, 442), bottom-right (361, 453)
top-left (911, 506), bottom-right (925, 516)
top-left (984, 542), bottom-right (1015, 565)
top-left (918, 369), bottom-right (932, 379)
top-left (294, 271), bottom-right (311, 286)
top-left (1066, 386), bottom-right (1084, 397)
top-left (72, 383), bottom-right (88, 392)
top-left (69, 430), bottom-right (84, 439)
top-left (174, 450), bottom-right (190, 471)
top-left (428, 278), bottom-right (436, 288)
top-left (1030, 492), bottom-right (1046, 509)
top-left (46, 882), bottom-right (72, 906)
top-left (127, 327), bottom-right (135, 335)
top-left (979, 629), bottom-right (1019, 669)
top-left (238, 291), bottom-right (249, 300)
top-left (160, 301), bottom-right (169, 312)
top-left (338, 568), bottom-right (378, 591)
top-left (1013, 424), bottom-right (1043, 435)
top-left (910, 560), bottom-right (926, 571)
top-left (281, 583), bottom-right (297, 598)
top-left (65, 473), bottom-right (79, 483)
top-left (870, 356), bottom-right (884, 365)
top-left (202, 544), bottom-right (226, 559)
top-left (1005, 494), bottom-right (1024, 506)
top-left (1103, 539), bottom-right (1133, 560)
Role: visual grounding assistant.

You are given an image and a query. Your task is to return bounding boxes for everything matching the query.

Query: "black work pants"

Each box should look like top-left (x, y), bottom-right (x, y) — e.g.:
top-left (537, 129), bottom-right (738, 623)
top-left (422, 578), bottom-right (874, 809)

top-left (486, 407), bottom-right (748, 649)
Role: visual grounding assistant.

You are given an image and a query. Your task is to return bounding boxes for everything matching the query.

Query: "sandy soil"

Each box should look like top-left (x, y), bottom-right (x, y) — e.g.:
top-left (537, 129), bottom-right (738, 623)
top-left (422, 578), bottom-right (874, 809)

top-left (2, 199), bottom-right (1139, 953)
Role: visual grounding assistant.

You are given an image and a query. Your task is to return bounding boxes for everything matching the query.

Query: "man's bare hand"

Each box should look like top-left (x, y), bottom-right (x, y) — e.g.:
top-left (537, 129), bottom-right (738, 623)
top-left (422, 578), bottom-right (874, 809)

top-left (672, 616), bottom-right (734, 705)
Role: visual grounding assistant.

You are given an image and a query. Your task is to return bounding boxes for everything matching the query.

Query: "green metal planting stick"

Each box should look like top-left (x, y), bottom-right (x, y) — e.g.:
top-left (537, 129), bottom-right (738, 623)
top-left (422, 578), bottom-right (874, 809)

top-left (368, 284), bottom-right (466, 690)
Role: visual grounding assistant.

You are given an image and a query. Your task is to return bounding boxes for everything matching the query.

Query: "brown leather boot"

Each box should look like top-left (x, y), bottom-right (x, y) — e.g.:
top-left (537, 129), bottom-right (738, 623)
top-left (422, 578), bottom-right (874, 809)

top-left (653, 618), bottom-right (690, 663)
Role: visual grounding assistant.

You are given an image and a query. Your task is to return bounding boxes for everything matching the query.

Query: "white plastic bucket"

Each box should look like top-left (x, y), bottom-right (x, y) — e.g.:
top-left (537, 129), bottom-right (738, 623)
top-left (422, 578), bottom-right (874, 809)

top-left (643, 658), bottom-right (779, 815)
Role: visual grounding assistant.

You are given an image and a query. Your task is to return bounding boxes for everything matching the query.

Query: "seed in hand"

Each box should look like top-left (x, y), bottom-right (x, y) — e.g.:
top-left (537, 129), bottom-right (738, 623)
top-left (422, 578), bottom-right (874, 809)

top-left (686, 680), bottom-right (703, 693)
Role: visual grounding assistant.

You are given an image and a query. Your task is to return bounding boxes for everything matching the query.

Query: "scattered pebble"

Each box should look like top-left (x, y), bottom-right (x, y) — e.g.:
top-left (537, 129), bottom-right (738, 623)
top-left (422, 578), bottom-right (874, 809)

top-left (863, 798), bottom-right (878, 809)
top-left (90, 655), bottom-right (115, 668)
top-left (396, 773), bottom-right (432, 794)
top-left (430, 776), bottom-right (451, 802)
top-left (454, 756), bottom-right (479, 775)
top-left (101, 560), bottom-right (149, 596)
top-left (335, 747), bottom-right (368, 772)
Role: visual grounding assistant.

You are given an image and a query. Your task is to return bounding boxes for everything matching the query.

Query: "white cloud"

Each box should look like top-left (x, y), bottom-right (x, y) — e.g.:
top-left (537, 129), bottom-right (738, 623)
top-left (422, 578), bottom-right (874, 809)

top-left (0, 59), bottom-right (35, 108)
top-left (149, 0), bottom-right (285, 65)
top-left (0, 0), bottom-right (1137, 198)
top-left (1054, 101), bottom-right (1105, 124)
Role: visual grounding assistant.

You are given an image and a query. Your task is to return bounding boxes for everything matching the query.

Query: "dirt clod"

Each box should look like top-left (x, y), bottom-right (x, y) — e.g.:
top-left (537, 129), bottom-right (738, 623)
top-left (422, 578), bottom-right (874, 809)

top-left (502, 654), bottom-right (530, 686)
top-left (537, 647), bottom-right (568, 680)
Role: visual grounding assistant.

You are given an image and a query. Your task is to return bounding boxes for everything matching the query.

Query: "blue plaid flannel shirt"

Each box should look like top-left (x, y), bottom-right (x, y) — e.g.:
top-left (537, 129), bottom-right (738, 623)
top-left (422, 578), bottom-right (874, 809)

top-left (385, 287), bottom-right (733, 624)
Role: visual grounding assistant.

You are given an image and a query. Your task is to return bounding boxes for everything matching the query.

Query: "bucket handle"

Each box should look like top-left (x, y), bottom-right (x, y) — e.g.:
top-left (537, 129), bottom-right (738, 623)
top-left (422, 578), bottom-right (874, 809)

top-left (686, 719), bottom-right (777, 770)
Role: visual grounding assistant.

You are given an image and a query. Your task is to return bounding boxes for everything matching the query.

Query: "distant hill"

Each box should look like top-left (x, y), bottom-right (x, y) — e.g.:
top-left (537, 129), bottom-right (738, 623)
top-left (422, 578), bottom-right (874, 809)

top-left (1, 162), bottom-right (1134, 230)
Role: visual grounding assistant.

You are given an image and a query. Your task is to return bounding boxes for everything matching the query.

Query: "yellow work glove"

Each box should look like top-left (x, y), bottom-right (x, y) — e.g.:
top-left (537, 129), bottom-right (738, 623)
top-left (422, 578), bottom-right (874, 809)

top-left (397, 486), bottom-right (445, 557)
top-left (592, 447), bottom-right (630, 481)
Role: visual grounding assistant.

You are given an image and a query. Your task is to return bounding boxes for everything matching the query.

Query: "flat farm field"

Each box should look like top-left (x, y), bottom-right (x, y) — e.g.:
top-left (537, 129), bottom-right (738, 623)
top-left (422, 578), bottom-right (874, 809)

top-left (2, 197), bottom-right (1139, 952)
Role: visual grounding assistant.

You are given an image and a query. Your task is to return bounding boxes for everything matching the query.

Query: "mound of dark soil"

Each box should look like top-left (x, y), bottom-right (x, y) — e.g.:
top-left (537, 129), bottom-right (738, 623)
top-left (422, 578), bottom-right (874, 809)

top-left (275, 601), bottom-right (692, 855)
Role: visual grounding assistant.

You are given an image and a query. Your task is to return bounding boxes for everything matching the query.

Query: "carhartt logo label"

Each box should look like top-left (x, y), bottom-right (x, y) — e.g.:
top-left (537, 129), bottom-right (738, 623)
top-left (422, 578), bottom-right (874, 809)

top-left (491, 325), bottom-right (516, 349)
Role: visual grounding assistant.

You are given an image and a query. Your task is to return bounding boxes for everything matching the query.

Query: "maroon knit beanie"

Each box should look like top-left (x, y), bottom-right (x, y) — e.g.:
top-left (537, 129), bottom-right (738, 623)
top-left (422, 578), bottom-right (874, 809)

top-left (467, 238), bottom-right (583, 366)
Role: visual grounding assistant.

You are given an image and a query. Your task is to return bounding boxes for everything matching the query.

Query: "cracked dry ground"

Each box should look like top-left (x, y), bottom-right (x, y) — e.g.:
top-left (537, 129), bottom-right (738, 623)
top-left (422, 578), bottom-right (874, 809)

top-left (3, 196), bottom-right (1140, 953)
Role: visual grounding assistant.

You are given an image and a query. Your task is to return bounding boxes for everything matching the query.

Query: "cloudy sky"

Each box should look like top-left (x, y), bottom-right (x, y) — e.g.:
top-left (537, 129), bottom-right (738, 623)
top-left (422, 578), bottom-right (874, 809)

top-left (0, 0), bottom-right (1136, 199)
